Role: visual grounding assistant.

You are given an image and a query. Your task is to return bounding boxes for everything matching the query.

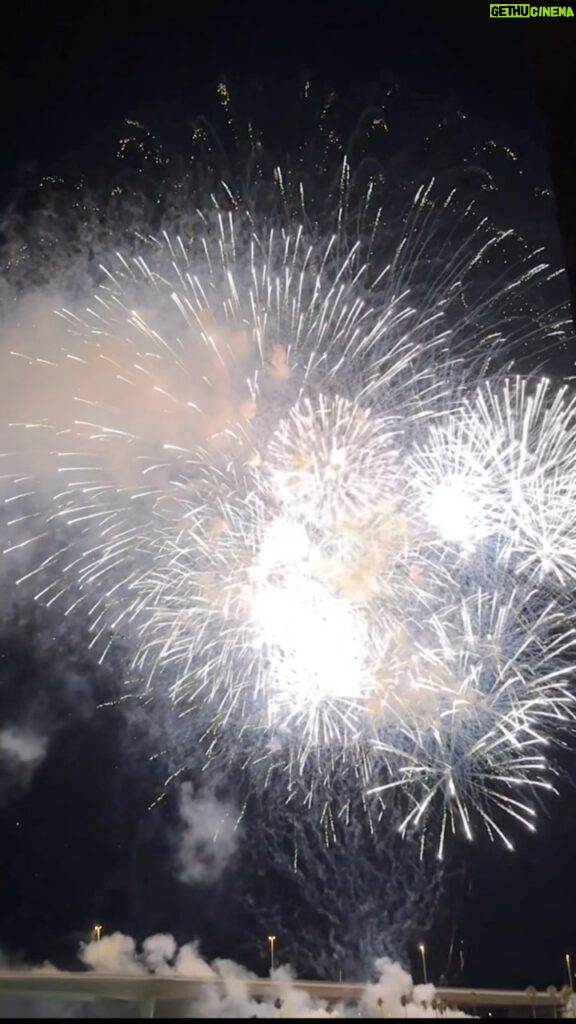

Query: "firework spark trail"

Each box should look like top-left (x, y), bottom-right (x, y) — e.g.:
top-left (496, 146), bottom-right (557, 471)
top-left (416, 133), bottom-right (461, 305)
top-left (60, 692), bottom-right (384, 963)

top-left (1, 117), bottom-right (575, 857)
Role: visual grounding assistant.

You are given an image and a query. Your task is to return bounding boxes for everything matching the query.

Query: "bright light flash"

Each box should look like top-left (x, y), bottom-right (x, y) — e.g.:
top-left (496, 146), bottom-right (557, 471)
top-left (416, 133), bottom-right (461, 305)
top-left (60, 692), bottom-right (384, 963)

top-left (427, 480), bottom-right (480, 545)
top-left (250, 516), bottom-right (368, 708)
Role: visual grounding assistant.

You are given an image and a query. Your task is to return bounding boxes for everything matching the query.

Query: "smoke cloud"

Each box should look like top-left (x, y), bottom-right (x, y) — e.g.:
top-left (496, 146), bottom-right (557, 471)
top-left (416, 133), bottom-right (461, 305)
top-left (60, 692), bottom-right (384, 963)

top-left (0, 282), bottom-right (284, 499)
top-left (0, 727), bottom-right (47, 796)
top-left (172, 783), bottom-right (239, 887)
top-left (0, 931), bottom-right (474, 1017)
top-left (78, 931), bottom-right (473, 1018)
top-left (0, 727), bottom-right (46, 768)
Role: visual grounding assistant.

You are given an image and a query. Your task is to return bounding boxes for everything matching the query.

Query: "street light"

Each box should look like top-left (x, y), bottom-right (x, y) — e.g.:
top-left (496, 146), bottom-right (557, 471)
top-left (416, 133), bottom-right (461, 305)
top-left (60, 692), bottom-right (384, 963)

top-left (93, 924), bottom-right (103, 943)
top-left (267, 935), bottom-right (276, 973)
top-left (418, 942), bottom-right (429, 985)
top-left (565, 953), bottom-right (574, 994)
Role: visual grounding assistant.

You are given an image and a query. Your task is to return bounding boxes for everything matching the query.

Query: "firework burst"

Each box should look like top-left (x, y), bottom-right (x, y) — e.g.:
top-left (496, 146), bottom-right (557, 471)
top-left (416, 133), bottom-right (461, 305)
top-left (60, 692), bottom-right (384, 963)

top-left (1, 97), bottom-right (574, 856)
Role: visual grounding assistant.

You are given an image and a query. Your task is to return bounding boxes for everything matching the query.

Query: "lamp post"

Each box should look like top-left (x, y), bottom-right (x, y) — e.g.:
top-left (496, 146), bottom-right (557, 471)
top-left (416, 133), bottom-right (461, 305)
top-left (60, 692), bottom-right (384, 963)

top-left (565, 953), bottom-right (574, 994)
top-left (268, 935), bottom-right (276, 973)
top-left (418, 942), bottom-right (428, 985)
top-left (93, 924), bottom-right (103, 943)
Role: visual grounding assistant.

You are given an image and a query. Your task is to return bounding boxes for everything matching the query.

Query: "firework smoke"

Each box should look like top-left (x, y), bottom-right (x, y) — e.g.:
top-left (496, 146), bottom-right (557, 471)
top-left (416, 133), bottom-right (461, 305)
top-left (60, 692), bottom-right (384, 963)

top-left (0, 931), bottom-right (472, 1018)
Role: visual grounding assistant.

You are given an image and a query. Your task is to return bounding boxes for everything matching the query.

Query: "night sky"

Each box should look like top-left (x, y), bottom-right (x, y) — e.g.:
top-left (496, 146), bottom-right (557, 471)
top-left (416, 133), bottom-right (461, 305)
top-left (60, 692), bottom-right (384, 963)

top-left (1, 0), bottom-right (576, 998)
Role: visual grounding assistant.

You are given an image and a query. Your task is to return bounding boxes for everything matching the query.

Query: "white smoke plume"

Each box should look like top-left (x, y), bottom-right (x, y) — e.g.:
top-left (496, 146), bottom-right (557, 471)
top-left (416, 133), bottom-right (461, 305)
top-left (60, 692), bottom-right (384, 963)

top-left (79, 932), bottom-right (215, 981)
top-left (172, 783), bottom-right (239, 886)
top-left (0, 932), bottom-right (473, 1017)
top-left (79, 932), bottom-right (145, 976)
top-left (75, 932), bottom-right (471, 1018)
top-left (0, 728), bottom-right (46, 766)
top-left (0, 727), bottom-right (47, 793)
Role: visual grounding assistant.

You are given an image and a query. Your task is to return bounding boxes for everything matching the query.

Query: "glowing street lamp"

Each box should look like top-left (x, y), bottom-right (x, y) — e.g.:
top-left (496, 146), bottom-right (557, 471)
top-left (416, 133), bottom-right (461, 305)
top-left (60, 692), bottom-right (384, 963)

top-left (418, 942), bottom-right (428, 985)
top-left (93, 924), bottom-right (103, 943)
top-left (267, 935), bottom-right (276, 973)
top-left (566, 953), bottom-right (574, 994)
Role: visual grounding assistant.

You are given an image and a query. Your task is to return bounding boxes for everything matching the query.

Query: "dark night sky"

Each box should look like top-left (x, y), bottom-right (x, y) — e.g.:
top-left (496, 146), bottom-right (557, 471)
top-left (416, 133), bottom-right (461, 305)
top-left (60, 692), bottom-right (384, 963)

top-left (1, 0), bottom-right (576, 999)
top-left (0, 1), bottom-right (540, 188)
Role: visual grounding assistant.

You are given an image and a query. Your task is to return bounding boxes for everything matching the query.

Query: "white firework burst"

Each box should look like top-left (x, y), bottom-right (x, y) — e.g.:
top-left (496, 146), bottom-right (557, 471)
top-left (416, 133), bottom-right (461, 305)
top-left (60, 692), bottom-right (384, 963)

top-left (1, 107), bottom-right (574, 857)
top-left (414, 377), bottom-right (576, 582)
